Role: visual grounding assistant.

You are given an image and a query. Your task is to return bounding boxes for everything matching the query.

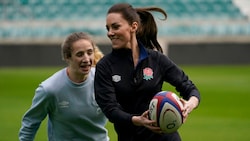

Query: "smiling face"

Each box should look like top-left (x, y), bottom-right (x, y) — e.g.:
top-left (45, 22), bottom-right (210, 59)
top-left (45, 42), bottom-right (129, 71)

top-left (106, 13), bottom-right (137, 49)
top-left (66, 39), bottom-right (94, 82)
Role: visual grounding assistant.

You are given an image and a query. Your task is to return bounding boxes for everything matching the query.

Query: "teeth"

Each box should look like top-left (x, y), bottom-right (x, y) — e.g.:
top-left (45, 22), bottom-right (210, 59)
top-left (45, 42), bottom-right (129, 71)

top-left (110, 37), bottom-right (117, 40)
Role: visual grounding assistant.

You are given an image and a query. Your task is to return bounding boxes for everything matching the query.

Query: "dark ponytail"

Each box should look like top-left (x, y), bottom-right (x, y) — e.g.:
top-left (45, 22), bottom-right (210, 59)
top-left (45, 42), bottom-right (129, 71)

top-left (136, 7), bottom-right (167, 53)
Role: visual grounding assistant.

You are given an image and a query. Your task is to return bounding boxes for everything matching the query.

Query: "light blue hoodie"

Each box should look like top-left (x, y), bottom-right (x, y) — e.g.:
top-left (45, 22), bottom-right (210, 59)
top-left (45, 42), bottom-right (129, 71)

top-left (19, 68), bottom-right (109, 141)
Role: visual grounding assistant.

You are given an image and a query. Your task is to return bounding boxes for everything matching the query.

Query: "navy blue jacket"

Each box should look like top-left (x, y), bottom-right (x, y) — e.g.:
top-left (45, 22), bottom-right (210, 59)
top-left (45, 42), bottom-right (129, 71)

top-left (94, 43), bottom-right (200, 141)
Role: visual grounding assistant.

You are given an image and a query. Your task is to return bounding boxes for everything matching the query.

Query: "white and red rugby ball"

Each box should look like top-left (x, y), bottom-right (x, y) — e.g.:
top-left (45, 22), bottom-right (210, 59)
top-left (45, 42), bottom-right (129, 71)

top-left (148, 91), bottom-right (184, 133)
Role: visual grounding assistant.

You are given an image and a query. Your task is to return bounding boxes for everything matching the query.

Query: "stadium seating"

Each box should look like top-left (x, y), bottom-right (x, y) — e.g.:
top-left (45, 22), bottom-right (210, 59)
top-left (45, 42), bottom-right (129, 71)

top-left (0, 0), bottom-right (249, 43)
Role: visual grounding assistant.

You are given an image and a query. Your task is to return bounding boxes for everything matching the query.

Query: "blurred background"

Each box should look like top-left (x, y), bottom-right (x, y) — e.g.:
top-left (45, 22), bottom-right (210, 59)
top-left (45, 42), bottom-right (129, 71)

top-left (0, 0), bottom-right (250, 67)
top-left (1, 1), bottom-right (250, 141)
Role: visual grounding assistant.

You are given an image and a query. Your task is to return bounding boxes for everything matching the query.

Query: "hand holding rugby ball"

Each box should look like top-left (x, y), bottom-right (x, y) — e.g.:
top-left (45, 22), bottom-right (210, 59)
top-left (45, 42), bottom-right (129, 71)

top-left (148, 91), bottom-right (184, 133)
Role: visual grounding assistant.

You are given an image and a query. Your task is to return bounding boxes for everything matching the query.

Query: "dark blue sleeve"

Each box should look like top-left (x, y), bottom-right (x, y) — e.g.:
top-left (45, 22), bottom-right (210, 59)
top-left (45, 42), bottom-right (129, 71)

top-left (94, 59), bottom-right (133, 125)
top-left (159, 53), bottom-right (201, 102)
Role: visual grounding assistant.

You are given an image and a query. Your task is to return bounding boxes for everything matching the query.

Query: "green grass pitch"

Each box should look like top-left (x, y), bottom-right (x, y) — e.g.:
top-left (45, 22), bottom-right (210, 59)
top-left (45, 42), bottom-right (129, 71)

top-left (0, 65), bottom-right (250, 141)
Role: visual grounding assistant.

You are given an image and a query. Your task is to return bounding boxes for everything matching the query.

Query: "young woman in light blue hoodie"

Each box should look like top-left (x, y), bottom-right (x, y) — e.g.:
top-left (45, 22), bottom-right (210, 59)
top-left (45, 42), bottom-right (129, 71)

top-left (19, 32), bottom-right (109, 141)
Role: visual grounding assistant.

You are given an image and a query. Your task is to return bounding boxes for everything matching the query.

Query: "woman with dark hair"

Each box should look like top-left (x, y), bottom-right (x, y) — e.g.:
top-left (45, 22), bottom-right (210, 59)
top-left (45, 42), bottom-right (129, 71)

top-left (94, 3), bottom-right (201, 141)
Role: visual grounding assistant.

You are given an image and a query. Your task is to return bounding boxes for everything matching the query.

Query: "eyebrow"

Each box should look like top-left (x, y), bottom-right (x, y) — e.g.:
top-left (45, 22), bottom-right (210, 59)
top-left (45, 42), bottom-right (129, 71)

top-left (107, 22), bottom-right (119, 27)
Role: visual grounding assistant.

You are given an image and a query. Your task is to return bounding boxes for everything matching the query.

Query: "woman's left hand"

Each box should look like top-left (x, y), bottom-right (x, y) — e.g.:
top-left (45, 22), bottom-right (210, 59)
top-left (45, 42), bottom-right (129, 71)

top-left (180, 96), bottom-right (199, 123)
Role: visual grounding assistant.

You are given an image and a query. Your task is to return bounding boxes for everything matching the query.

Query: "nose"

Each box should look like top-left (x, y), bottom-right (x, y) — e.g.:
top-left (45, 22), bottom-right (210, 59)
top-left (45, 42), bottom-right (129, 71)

top-left (107, 29), bottom-right (114, 37)
top-left (82, 53), bottom-right (90, 63)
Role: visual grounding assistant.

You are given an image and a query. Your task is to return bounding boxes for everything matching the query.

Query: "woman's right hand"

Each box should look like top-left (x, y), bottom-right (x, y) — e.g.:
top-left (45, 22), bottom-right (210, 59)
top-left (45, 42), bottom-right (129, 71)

top-left (132, 110), bottom-right (163, 134)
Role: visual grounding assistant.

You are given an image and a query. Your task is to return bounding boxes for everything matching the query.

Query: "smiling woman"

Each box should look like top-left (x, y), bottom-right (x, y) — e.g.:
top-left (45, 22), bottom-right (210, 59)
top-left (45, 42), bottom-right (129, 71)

top-left (64, 39), bottom-right (95, 82)
top-left (94, 3), bottom-right (200, 141)
top-left (18, 32), bottom-right (109, 141)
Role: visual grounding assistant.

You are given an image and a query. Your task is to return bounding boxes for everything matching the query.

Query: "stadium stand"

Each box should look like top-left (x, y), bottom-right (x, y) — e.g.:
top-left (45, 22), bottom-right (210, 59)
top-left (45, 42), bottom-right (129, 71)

top-left (1, 0), bottom-right (250, 66)
top-left (0, 0), bottom-right (249, 44)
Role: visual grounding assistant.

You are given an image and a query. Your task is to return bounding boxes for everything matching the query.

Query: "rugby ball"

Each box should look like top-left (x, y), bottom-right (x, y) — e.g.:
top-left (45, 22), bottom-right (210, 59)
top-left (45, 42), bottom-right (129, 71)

top-left (148, 91), bottom-right (183, 133)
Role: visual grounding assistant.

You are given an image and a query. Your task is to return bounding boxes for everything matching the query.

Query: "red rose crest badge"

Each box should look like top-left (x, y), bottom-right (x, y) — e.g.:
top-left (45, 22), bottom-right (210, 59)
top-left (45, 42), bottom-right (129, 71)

top-left (143, 67), bottom-right (153, 80)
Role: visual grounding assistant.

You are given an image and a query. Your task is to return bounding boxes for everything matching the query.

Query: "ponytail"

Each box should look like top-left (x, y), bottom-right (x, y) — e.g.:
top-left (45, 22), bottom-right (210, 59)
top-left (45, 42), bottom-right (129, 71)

top-left (136, 7), bottom-right (167, 53)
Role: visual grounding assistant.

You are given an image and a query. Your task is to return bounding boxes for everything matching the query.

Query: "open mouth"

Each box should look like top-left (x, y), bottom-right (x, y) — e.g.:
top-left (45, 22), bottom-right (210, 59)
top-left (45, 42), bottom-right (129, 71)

top-left (110, 36), bottom-right (118, 41)
top-left (80, 64), bottom-right (91, 71)
top-left (110, 38), bottom-right (119, 44)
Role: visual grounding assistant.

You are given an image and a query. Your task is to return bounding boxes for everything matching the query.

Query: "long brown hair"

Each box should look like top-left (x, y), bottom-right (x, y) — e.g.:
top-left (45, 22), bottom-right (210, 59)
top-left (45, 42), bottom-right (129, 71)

top-left (107, 3), bottom-right (167, 53)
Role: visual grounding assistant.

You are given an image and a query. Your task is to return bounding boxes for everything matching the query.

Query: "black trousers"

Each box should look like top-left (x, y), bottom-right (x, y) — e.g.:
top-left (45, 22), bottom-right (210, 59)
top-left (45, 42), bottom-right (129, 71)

top-left (114, 123), bottom-right (181, 141)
